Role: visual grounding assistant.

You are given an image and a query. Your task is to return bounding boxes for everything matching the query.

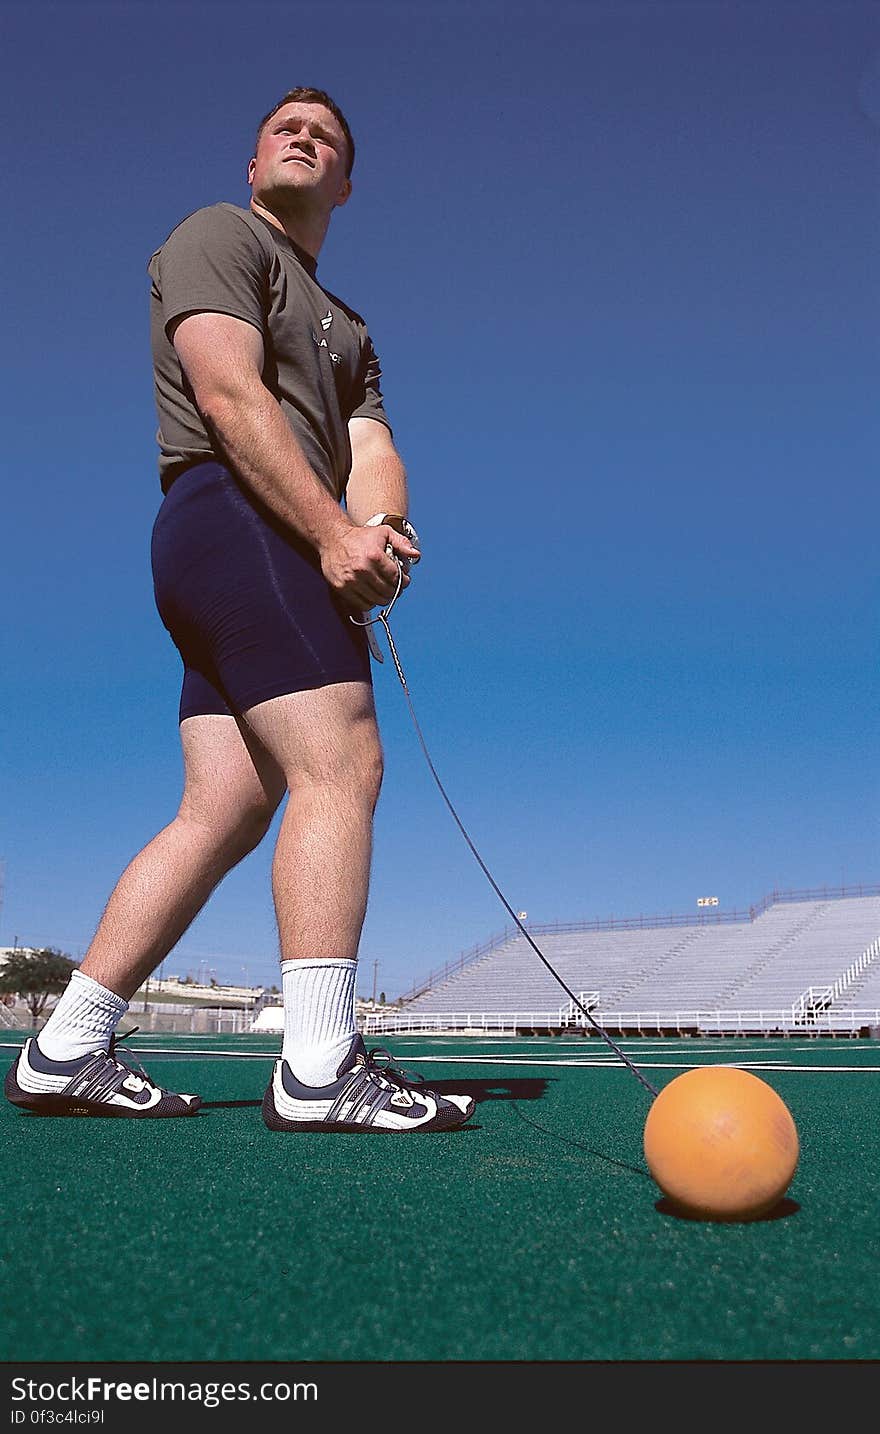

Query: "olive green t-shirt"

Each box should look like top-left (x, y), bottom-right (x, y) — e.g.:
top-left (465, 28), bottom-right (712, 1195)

top-left (148, 202), bottom-right (392, 496)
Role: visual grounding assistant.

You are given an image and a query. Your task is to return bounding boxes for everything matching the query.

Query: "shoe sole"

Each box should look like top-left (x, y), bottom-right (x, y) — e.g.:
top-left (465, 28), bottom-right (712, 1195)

top-left (4, 1066), bottom-right (202, 1118)
top-left (261, 1086), bottom-right (474, 1133)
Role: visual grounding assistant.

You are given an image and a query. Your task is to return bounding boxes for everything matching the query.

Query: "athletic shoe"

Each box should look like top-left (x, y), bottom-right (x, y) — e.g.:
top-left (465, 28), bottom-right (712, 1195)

top-left (4, 1034), bottom-right (202, 1118)
top-left (262, 1032), bottom-right (475, 1133)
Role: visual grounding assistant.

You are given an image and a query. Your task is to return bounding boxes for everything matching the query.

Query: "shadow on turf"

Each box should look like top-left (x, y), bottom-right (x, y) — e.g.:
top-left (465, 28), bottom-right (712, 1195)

top-left (508, 1099), bottom-right (651, 1177)
top-left (655, 1196), bottom-right (801, 1223)
top-left (200, 1077), bottom-right (550, 1111)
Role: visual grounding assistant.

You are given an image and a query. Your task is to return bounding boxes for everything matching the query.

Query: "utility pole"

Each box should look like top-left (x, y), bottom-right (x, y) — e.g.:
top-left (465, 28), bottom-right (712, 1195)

top-left (372, 959), bottom-right (378, 1004)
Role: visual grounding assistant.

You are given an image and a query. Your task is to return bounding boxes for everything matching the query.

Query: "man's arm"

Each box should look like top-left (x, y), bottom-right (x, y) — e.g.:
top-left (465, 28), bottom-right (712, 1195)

top-left (171, 312), bottom-right (419, 609)
top-left (345, 417), bottom-right (410, 527)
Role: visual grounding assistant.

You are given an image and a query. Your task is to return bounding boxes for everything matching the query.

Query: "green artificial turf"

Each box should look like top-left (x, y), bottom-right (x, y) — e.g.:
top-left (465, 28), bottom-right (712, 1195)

top-left (2, 1034), bottom-right (878, 1362)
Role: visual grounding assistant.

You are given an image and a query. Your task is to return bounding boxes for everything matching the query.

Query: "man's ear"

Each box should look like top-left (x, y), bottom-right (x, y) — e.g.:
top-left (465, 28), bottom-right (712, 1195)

top-left (247, 156), bottom-right (256, 186)
top-left (335, 176), bottom-right (353, 208)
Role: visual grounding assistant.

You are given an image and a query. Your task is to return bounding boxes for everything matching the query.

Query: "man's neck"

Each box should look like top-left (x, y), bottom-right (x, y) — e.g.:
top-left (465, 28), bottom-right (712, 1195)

top-left (249, 197), bottom-right (328, 260)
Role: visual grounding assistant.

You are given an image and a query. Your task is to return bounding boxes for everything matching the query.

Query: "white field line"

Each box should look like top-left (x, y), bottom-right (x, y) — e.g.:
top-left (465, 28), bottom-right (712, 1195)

top-left (389, 1054), bottom-right (880, 1074)
top-left (388, 1038), bottom-right (876, 1055)
top-left (2, 1042), bottom-right (878, 1074)
top-left (0, 1042), bottom-right (280, 1059)
top-left (3, 1039), bottom-right (791, 1057)
top-left (390, 1040), bottom-right (869, 1055)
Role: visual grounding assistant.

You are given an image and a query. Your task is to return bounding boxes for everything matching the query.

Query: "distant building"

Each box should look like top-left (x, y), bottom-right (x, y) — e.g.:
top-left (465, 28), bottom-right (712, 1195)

top-left (0, 947), bottom-right (40, 966)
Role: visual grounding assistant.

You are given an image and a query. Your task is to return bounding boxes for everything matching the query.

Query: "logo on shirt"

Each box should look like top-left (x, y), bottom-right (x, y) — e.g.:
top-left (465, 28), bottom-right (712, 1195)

top-left (312, 332), bottom-right (341, 364)
top-left (320, 309), bottom-right (333, 330)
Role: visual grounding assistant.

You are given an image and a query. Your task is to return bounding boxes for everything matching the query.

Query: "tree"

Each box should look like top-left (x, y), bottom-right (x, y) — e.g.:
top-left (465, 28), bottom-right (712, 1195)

top-left (0, 948), bottom-right (78, 1027)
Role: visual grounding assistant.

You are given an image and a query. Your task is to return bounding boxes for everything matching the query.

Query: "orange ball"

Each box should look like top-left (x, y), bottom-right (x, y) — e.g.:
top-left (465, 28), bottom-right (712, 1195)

top-left (643, 1066), bottom-right (799, 1222)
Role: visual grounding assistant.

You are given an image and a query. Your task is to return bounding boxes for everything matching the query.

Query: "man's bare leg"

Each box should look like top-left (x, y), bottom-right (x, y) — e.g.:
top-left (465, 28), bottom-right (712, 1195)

top-left (241, 680), bottom-right (382, 1084)
top-left (241, 680), bottom-right (383, 964)
top-left (7, 714), bottom-right (286, 1113)
top-left (59, 714), bottom-right (285, 1012)
top-left (239, 679), bottom-right (474, 1129)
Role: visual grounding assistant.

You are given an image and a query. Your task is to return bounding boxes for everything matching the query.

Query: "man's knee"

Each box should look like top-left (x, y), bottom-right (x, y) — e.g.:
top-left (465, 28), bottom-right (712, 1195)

top-left (360, 738), bottom-right (384, 808)
top-left (229, 798), bottom-right (278, 855)
top-left (289, 730), bottom-right (384, 808)
top-left (177, 789), bottom-right (279, 859)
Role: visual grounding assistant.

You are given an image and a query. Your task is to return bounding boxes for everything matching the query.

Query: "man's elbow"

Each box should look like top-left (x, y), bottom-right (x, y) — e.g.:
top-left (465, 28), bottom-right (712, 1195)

top-left (192, 374), bottom-right (263, 431)
top-left (349, 417), bottom-right (401, 465)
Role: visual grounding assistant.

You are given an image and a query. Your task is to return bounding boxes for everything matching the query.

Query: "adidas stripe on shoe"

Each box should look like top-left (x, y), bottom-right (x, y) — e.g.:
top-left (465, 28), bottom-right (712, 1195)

top-left (262, 1033), bottom-right (475, 1133)
top-left (4, 1036), bottom-right (202, 1118)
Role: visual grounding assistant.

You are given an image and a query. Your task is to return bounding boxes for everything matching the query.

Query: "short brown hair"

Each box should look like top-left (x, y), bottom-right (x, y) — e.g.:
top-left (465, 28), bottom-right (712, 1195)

top-left (256, 88), bottom-right (355, 176)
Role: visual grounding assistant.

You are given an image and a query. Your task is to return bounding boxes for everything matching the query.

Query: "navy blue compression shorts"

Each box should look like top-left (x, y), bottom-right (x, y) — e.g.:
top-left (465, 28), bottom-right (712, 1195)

top-left (151, 461), bottom-right (372, 724)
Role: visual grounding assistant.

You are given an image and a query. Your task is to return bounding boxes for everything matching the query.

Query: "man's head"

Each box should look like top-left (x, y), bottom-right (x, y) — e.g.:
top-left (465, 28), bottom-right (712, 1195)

top-left (248, 88), bottom-right (355, 252)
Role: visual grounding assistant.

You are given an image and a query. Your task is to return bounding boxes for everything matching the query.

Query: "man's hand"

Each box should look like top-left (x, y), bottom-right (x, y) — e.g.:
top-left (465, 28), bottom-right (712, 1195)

top-left (318, 523), bottom-right (420, 609)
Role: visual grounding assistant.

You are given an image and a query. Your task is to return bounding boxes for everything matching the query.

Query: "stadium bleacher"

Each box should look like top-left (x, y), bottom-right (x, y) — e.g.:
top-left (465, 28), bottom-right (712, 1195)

top-left (369, 887), bottom-right (880, 1037)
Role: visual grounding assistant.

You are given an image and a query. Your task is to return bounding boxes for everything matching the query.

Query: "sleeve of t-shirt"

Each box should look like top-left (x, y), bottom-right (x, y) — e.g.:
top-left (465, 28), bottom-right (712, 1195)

top-left (153, 205), bottom-right (269, 341)
top-left (349, 332), bottom-right (393, 432)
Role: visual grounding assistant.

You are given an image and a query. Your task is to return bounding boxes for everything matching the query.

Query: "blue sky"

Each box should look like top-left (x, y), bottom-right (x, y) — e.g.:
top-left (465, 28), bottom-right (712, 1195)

top-left (1, 1), bottom-right (877, 999)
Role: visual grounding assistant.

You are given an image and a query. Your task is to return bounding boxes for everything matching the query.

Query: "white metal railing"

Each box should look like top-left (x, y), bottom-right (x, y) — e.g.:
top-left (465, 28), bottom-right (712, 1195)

top-left (557, 991), bottom-right (600, 1025)
top-left (361, 1006), bottom-right (880, 1036)
top-left (363, 1012), bottom-right (526, 1035)
top-left (791, 986), bottom-right (834, 1021)
top-left (831, 936), bottom-right (880, 1001)
top-left (787, 937), bottom-right (880, 1023)
top-left (129, 1005), bottom-right (255, 1034)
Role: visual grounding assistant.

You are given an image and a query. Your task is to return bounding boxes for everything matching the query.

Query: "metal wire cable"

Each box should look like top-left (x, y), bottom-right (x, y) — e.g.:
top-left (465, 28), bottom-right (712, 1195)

top-left (352, 579), bottom-right (658, 1100)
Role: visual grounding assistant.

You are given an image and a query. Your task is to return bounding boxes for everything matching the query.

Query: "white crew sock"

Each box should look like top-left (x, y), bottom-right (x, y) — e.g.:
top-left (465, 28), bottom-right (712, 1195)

top-left (36, 970), bottom-right (129, 1061)
top-left (281, 958), bottom-right (357, 1086)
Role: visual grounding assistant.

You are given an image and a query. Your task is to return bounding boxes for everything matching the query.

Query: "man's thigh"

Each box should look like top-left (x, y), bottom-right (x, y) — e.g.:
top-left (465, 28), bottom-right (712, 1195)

top-left (241, 680), bottom-right (381, 784)
top-left (178, 713), bottom-right (286, 823)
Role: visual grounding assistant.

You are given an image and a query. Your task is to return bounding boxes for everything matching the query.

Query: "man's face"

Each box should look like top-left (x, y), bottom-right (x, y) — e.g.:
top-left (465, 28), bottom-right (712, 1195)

top-left (248, 102), bottom-right (352, 212)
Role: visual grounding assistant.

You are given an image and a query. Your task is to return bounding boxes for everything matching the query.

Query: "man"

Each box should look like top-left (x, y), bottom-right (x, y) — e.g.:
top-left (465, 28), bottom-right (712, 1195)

top-left (6, 88), bottom-right (474, 1133)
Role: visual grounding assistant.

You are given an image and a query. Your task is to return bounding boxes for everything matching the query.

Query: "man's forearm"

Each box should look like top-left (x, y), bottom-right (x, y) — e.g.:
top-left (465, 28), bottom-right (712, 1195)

top-left (345, 442), bottom-right (409, 527)
top-left (202, 384), bottom-right (352, 551)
